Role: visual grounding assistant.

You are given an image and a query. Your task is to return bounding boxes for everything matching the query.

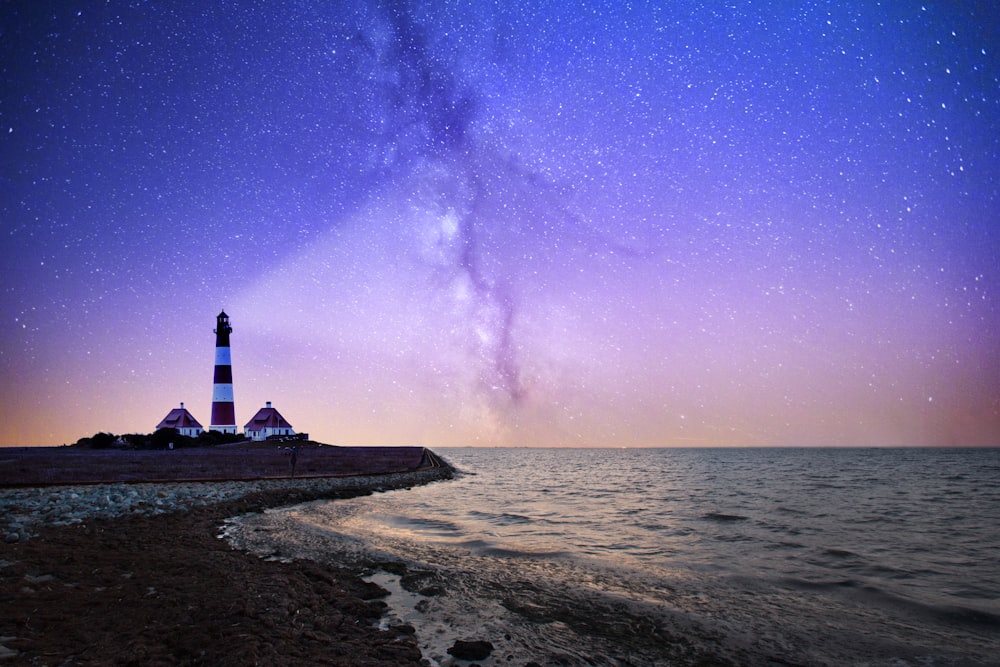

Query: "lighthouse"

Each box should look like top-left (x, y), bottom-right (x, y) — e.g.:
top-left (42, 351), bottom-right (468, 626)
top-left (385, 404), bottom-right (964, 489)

top-left (209, 310), bottom-right (237, 433)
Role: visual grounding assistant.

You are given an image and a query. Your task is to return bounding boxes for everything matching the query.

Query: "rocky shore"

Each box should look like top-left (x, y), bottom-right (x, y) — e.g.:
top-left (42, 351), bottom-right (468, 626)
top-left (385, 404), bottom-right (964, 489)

top-left (1, 468), bottom-right (449, 544)
top-left (0, 465), bottom-right (454, 665)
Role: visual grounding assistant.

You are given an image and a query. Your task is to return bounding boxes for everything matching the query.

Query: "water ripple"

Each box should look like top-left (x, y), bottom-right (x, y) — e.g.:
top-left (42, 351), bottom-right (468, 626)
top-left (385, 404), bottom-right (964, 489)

top-left (227, 447), bottom-right (1000, 666)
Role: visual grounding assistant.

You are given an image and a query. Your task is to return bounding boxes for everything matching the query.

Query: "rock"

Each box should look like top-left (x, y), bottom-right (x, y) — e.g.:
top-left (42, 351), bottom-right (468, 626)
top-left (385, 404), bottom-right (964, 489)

top-left (393, 622), bottom-right (416, 634)
top-left (447, 639), bottom-right (494, 661)
top-left (358, 580), bottom-right (389, 600)
top-left (4, 532), bottom-right (20, 544)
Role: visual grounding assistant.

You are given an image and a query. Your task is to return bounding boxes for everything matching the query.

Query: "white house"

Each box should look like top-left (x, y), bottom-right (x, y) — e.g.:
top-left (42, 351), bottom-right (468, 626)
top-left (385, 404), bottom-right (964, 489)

top-left (243, 401), bottom-right (296, 441)
top-left (156, 402), bottom-right (204, 438)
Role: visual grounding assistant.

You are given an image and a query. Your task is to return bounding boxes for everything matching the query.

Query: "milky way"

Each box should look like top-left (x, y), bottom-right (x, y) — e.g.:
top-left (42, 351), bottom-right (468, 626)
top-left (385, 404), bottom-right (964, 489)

top-left (2, 1), bottom-right (998, 446)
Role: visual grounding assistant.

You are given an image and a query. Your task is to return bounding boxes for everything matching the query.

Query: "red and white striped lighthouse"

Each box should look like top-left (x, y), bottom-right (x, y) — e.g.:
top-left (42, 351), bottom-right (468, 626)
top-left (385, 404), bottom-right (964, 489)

top-left (209, 310), bottom-right (237, 433)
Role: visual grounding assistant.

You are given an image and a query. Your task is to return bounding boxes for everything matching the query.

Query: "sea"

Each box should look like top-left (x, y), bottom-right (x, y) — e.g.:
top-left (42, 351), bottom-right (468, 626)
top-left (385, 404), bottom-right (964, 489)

top-left (224, 447), bottom-right (1000, 666)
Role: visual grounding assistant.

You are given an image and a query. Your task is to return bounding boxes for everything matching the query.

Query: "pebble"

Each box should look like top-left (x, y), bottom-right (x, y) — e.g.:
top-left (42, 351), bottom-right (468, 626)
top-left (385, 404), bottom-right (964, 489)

top-left (0, 468), bottom-right (451, 542)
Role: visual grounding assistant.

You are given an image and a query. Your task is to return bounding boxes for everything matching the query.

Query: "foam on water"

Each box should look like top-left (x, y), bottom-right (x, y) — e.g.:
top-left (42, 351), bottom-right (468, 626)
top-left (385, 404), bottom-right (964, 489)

top-left (225, 448), bottom-right (1000, 666)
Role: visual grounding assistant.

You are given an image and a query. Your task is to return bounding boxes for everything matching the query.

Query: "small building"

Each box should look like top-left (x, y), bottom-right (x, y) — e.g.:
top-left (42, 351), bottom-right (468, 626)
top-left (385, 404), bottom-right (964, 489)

top-left (244, 401), bottom-right (296, 441)
top-left (156, 402), bottom-right (204, 438)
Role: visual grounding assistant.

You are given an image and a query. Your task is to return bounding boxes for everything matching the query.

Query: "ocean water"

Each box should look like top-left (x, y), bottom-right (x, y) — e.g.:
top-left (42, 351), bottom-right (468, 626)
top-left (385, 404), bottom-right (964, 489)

top-left (225, 448), bottom-right (1000, 666)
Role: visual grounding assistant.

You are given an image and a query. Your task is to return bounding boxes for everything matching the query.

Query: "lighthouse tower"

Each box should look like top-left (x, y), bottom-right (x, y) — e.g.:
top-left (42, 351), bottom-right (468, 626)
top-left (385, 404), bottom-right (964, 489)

top-left (209, 310), bottom-right (237, 433)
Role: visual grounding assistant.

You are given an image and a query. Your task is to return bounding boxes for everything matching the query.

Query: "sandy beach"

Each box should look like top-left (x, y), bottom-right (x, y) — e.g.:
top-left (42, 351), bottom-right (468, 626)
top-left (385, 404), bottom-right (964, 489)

top-left (0, 446), bottom-right (454, 666)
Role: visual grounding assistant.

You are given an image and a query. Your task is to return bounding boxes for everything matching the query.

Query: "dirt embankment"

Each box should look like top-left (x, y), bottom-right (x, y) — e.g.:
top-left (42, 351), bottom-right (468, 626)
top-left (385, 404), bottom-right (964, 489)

top-left (0, 444), bottom-right (436, 486)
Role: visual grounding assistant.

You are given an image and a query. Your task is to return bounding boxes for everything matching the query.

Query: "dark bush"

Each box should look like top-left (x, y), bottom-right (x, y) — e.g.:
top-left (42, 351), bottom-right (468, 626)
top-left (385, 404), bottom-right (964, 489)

top-left (72, 432), bottom-right (117, 449)
top-left (71, 429), bottom-right (238, 450)
top-left (194, 430), bottom-right (245, 447)
top-left (150, 427), bottom-right (198, 450)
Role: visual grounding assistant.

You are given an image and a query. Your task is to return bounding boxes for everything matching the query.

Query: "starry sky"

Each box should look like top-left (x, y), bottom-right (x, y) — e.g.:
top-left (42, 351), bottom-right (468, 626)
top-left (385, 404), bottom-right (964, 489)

top-left (2, 1), bottom-right (999, 447)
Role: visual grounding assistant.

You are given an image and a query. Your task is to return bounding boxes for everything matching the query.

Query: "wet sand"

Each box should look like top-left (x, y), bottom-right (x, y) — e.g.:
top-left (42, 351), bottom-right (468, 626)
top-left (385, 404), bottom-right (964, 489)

top-left (1, 485), bottom-right (432, 666)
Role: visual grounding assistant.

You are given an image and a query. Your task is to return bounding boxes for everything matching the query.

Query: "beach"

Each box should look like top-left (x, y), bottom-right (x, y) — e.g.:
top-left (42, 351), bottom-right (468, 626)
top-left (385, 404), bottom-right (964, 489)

top-left (0, 446), bottom-right (454, 666)
top-left (5, 447), bottom-right (995, 666)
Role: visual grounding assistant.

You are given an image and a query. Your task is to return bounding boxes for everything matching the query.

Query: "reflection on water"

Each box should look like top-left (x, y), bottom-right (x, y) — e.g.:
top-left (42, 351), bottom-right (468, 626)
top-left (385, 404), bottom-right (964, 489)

top-left (226, 448), bottom-right (1000, 666)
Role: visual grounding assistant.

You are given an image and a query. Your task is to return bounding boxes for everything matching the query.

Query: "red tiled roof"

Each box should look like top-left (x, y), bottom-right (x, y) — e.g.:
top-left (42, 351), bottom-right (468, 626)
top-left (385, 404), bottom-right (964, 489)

top-left (157, 407), bottom-right (204, 430)
top-left (243, 407), bottom-right (293, 431)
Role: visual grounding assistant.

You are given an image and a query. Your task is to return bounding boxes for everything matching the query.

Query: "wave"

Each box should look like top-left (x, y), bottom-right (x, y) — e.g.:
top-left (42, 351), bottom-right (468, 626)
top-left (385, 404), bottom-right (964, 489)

top-left (379, 514), bottom-right (464, 537)
top-left (701, 512), bottom-right (749, 522)
top-left (779, 576), bottom-right (1000, 631)
top-left (467, 510), bottom-right (536, 526)
top-left (822, 547), bottom-right (859, 558)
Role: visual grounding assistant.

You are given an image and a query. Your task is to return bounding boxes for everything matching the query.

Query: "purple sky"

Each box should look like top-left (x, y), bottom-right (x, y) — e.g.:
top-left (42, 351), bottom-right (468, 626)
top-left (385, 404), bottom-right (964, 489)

top-left (3, 1), bottom-right (998, 446)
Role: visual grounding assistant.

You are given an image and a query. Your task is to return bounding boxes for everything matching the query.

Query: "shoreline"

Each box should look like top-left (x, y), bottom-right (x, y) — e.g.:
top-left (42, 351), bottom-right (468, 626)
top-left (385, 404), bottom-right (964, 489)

top-left (1, 465), bottom-right (451, 544)
top-left (0, 466), bottom-right (453, 665)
